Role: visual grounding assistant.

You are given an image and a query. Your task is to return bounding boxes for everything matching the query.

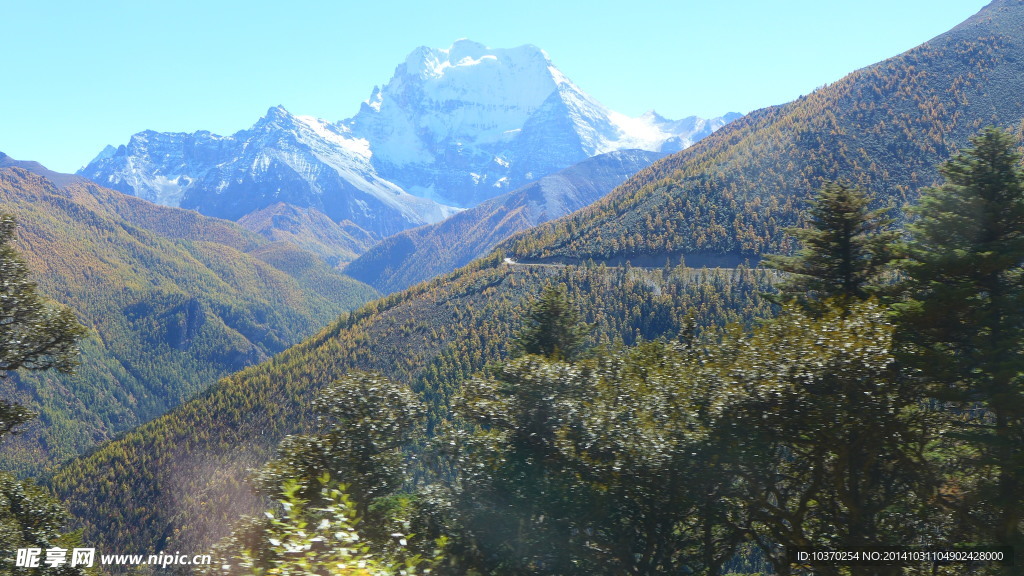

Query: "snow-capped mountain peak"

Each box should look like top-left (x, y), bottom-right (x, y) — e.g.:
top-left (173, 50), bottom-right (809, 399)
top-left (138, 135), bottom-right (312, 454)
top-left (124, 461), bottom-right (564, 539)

top-left (79, 105), bottom-right (460, 237)
top-left (344, 40), bottom-right (738, 206)
top-left (360, 41), bottom-right (562, 163)
top-left (80, 40), bottom-right (739, 230)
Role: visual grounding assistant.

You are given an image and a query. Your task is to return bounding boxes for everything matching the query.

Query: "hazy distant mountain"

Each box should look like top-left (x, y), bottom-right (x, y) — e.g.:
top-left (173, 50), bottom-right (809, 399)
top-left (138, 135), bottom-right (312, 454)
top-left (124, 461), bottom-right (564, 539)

top-left (345, 149), bottom-right (665, 293)
top-left (238, 203), bottom-right (378, 266)
top-left (0, 152), bottom-right (86, 188)
top-left (80, 40), bottom-right (738, 234)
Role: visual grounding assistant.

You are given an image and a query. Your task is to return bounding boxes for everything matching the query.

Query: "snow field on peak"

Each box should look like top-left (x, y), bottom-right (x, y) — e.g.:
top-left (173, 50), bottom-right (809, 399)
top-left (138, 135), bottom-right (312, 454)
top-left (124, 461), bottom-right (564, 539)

top-left (294, 115), bottom-right (372, 160)
top-left (260, 109), bottom-right (461, 225)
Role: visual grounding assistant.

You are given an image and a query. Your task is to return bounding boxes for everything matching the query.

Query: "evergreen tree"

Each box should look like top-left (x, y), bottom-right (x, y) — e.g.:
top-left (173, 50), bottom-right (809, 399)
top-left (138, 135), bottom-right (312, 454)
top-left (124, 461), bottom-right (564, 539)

top-left (229, 372), bottom-right (429, 574)
top-left (763, 181), bottom-right (897, 309)
top-left (512, 283), bottom-right (589, 361)
top-left (558, 341), bottom-right (744, 576)
top-left (440, 284), bottom-right (590, 573)
top-left (443, 345), bottom-right (742, 576)
top-left (443, 355), bottom-right (582, 575)
top-left (711, 300), bottom-right (930, 576)
top-left (255, 371), bottom-right (425, 519)
top-left (897, 127), bottom-right (1024, 563)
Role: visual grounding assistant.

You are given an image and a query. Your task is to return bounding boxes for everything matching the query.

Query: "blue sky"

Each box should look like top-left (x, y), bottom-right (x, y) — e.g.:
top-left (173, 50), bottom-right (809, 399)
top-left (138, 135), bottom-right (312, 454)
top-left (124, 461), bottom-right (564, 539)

top-left (1, 1), bottom-right (991, 173)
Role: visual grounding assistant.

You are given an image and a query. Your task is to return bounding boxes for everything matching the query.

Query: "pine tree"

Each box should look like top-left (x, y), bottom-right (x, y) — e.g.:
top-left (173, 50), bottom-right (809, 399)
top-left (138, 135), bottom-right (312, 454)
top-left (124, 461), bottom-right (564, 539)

top-left (449, 355), bottom-right (582, 575)
top-left (763, 181), bottom-right (897, 309)
top-left (897, 127), bottom-right (1024, 564)
top-left (512, 283), bottom-right (590, 361)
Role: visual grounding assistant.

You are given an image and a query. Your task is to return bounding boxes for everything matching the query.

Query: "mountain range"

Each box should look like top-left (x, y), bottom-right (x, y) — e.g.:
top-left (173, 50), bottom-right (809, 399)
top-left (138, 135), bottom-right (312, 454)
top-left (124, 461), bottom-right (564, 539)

top-left (78, 107), bottom-right (460, 238)
top-left (79, 40), bottom-right (738, 238)
top-left (344, 40), bottom-right (738, 207)
top-left (49, 0), bottom-right (1024, 559)
top-left (0, 40), bottom-right (739, 480)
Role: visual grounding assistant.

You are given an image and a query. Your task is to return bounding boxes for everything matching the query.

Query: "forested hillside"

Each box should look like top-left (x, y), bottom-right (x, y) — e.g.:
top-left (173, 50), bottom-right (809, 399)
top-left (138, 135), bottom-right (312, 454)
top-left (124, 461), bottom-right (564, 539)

top-left (202, 126), bottom-right (1024, 576)
top-left (0, 167), bottom-right (378, 475)
top-left (237, 203), bottom-right (378, 267)
top-left (50, 255), bottom-right (777, 560)
top-left (506, 0), bottom-right (1024, 263)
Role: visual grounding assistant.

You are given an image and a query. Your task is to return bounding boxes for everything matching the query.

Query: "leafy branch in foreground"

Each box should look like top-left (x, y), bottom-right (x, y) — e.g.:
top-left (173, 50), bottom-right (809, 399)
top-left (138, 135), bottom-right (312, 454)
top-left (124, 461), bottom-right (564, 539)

top-left (213, 475), bottom-right (442, 576)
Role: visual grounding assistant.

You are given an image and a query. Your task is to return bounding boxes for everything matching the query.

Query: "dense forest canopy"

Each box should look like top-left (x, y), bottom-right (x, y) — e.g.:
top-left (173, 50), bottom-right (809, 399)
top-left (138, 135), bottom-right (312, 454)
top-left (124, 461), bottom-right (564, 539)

top-left (0, 213), bottom-right (91, 576)
top-left (0, 168), bottom-right (378, 477)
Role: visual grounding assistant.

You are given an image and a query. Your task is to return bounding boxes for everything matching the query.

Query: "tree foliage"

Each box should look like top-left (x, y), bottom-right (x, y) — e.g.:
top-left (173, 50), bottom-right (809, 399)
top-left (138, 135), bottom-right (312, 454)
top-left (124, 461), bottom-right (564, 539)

top-left (763, 181), bottom-right (897, 308)
top-left (257, 372), bottom-right (425, 513)
top-left (511, 283), bottom-right (590, 361)
top-left (213, 476), bottom-right (440, 576)
top-left (52, 260), bottom-right (777, 561)
top-left (710, 300), bottom-right (933, 575)
top-left (0, 472), bottom-right (91, 576)
top-left (436, 346), bottom-right (746, 575)
top-left (898, 126), bottom-right (1024, 565)
top-left (216, 373), bottom-right (437, 576)
top-left (0, 214), bottom-right (87, 377)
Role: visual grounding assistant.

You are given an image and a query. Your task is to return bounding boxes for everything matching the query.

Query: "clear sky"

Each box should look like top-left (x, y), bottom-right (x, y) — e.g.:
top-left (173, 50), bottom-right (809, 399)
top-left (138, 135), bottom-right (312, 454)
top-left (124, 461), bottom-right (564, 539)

top-left (0, 0), bottom-right (992, 173)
